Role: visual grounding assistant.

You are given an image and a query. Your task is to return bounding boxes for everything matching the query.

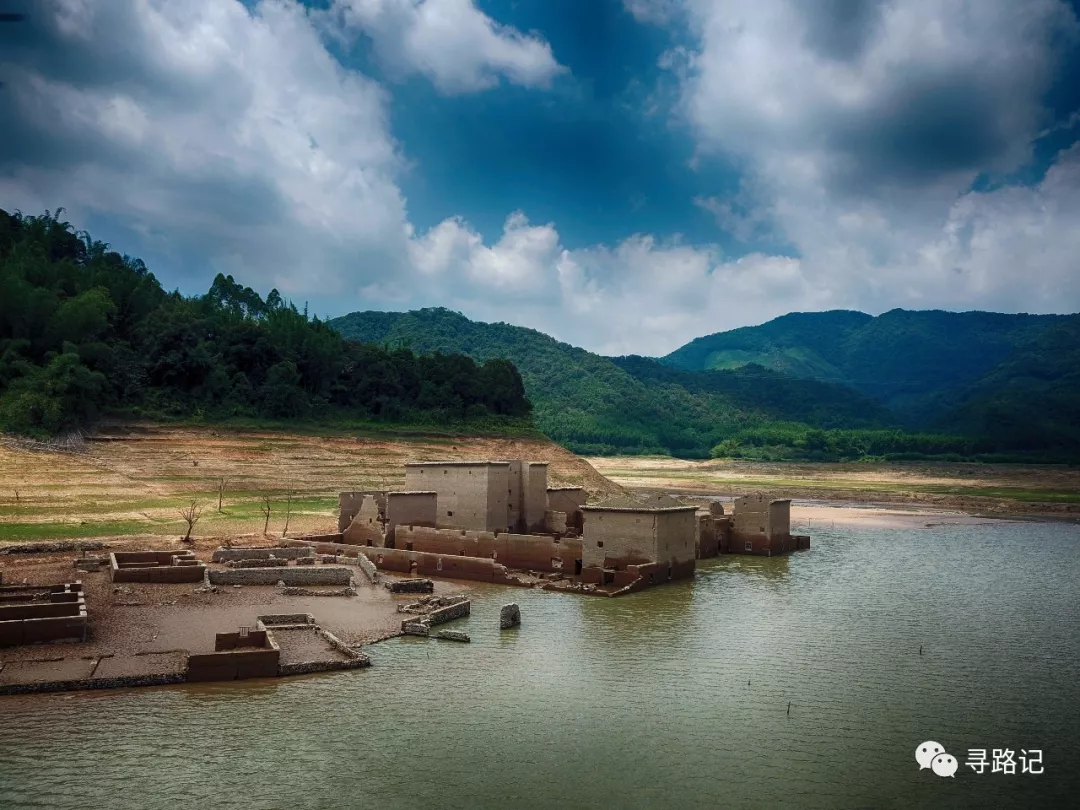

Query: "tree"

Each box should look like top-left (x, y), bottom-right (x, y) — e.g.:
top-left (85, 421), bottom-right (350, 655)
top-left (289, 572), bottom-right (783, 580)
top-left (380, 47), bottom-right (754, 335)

top-left (179, 501), bottom-right (201, 543)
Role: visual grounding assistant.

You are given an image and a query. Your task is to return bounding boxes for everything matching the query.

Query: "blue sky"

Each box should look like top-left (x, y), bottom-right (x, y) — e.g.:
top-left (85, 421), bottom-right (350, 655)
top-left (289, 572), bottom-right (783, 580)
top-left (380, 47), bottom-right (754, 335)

top-left (1, 0), bottom-right (1079, 355)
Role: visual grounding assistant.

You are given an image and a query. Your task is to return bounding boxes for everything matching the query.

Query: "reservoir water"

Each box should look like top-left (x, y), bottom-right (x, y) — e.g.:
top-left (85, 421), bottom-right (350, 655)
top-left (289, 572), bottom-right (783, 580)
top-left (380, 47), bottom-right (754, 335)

top-left (2, 519), bottom-right (1078, 809)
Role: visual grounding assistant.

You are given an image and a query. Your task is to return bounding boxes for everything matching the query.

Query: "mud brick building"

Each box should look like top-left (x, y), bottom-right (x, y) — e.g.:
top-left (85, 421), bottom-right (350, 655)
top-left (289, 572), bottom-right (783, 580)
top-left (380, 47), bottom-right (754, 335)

top-left (403, 460), bottom-right (548, 533)
top-left (580, 503), bottom-right (698, 586)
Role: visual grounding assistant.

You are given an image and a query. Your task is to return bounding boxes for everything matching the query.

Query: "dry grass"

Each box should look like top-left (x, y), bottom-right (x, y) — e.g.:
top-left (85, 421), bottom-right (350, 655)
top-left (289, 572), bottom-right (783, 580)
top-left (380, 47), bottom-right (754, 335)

top-left (0, 424), bottom-right (622, 544)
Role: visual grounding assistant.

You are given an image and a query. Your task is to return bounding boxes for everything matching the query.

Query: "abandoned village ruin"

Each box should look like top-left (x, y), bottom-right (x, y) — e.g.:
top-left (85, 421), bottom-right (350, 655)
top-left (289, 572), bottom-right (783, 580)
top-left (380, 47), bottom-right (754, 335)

top-left (1, 455), bottom-right (808, 696)
top-left (322, 459), bottom-right (810, 596)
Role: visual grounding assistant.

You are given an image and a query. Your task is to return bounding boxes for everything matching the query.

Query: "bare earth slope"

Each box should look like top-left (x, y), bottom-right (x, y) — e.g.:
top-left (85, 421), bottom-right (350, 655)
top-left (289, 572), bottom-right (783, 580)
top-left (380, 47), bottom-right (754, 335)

top-left (0, 424), bottom-right (623, 543)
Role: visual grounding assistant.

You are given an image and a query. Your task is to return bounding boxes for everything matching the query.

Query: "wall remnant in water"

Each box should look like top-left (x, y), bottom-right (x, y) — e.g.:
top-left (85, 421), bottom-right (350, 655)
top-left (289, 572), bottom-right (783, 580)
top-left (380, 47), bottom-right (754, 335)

top-left (500, 603), bottom-right (521, 629)
top-left (435, 630), bottom-right (470, 642)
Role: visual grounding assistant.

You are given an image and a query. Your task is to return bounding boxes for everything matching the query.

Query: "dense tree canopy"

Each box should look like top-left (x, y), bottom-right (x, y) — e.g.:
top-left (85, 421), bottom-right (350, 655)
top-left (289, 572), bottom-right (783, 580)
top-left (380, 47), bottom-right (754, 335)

top-left (0, 210), bottom-right (531, 434)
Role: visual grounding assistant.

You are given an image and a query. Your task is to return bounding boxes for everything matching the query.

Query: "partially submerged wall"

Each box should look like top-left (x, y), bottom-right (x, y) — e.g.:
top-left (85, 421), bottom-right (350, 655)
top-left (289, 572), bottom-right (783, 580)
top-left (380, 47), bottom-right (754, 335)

top-left (393, 526), bottom-right (582, 574)
top-left (186, 630), bottom-right (280, 682)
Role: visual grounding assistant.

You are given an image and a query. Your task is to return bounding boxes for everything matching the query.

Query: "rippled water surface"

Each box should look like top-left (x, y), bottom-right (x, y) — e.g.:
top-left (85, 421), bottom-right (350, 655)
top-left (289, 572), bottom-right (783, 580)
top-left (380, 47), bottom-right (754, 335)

top-left (2, 520), bottom-right (1079, 809)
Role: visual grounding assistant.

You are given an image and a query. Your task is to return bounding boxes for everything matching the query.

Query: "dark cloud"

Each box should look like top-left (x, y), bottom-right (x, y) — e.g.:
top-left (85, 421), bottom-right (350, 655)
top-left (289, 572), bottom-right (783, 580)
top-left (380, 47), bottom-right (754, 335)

top-left (796, 0), bottom-right (889, 62)
top-left (826, 72), bottom-right (1010, 188)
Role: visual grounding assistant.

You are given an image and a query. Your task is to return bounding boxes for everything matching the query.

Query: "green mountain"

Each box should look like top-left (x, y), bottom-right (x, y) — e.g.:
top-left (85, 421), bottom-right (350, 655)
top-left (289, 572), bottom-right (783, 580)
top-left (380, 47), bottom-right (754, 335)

top-left (330, 308), bottom-right (893, 457)
top-left (663, 309), bottom-right (1080, 453)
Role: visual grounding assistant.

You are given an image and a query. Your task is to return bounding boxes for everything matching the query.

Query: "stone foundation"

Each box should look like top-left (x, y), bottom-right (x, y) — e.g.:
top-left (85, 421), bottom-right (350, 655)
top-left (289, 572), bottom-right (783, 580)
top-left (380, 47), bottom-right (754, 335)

top-left (208, 567), bottom-right (353, 586)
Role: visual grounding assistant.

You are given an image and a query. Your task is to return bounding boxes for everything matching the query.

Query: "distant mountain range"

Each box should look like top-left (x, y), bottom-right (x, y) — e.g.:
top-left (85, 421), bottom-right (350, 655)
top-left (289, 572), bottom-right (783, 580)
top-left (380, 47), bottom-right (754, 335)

top-left (330, 307), bottom-right (1080, 459)
top-left (663, 309), bottom-right (1080, 453)
top-left (330, 308), bottom-right (890, 457)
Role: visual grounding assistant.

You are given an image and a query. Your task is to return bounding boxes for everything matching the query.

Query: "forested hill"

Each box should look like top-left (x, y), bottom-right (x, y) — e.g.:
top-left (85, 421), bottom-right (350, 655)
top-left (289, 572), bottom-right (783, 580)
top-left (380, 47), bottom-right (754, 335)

top-left (662, 309), bottom-right (1080, 454)
top-left (0, 210), bottom-right (530, 434)
top-left (330, 308), bottom-right (895, 457)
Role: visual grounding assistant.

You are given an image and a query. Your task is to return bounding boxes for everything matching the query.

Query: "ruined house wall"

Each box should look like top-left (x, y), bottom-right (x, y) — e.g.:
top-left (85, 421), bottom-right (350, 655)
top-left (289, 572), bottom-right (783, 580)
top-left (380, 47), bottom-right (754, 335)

top-left (769, 500), bottom-right (791, 538)
top-left (109, 551), bottom-right (206, 583)
top-left (187, 646), bottom-right (280, 682)
top-left (733, 493), bottom-right (771, 539)
top-left (338, 491), bottom-right (385, 533)
top-left (393, 526), bottom-right (582, 574)
top-left (547, 487), bottom-right (586, 514)
top-left (405, 462), bottom-right (511, 532)
top-left (655, 509), bottom-right (698, 566)
top-left (696, 512), bottom-right (719, 559)
top-left (214, 630), bottom-right (270, 650)
top-left (385, 491), bottom-right (437, 534)
top-left (500, 532), bottom-right (581, 573)
top-left (547, 486), bottom-right (585, 532)
top-left (523, 463), bottom-right (549, 533)
top-left (507, 460), bottom-right (523, 532)
top-left (360, 547), bottom-right (521, 585)
top-left (716, 516), bottom-right (732, 553)
top-left (581, 510), bottom-right (658, 569)
top-left (0, 588), bottom-right (87, 647)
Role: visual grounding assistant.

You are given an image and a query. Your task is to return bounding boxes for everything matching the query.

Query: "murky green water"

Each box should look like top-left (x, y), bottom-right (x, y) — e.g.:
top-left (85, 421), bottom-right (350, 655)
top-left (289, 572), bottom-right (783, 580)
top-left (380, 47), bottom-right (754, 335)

top-left (2, 520), bottom-right (1078, 809)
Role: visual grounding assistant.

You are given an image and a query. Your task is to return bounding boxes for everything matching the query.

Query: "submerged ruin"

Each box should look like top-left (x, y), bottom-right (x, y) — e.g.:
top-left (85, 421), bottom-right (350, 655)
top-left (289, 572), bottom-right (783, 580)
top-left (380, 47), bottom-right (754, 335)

top-left (319, 459), bottom-right (810, 596)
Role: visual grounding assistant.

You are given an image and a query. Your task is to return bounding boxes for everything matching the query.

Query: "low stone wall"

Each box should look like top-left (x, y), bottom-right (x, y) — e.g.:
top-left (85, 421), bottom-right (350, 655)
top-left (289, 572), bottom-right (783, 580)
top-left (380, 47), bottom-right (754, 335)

top-left (211, 546), bottom-right (315, 562)
top-left (208, 567), bottom-right (353, 586)
top-left (354, 552), bottom-right (379, 584)
top-left (257, 613), bottom-right (315, 626)
top-left (230, 557), bottom-right (288, 568)
top-left (278, 585), bottom-right (356, 597)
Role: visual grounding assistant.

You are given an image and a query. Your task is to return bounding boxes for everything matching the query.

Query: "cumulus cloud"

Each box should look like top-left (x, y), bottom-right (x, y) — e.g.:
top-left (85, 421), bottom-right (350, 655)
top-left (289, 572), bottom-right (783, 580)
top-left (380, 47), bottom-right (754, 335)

top-left (332, 0), bottom-right (565, 93)
top-left (0, 0), bottom-right (412, 297)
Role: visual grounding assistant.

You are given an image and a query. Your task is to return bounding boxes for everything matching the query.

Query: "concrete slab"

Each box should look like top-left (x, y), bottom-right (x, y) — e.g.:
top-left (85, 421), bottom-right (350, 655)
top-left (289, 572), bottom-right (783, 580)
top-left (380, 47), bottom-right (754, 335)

top-left (91, 652), bottom-right (187, 680)
top-left (0, 658), bottom-right (96, 685)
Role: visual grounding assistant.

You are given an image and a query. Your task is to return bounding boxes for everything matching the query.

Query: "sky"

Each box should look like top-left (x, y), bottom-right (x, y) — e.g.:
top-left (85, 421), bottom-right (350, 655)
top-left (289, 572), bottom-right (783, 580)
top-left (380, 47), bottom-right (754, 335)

top-left (1, 0), bottom-right (1079, 356)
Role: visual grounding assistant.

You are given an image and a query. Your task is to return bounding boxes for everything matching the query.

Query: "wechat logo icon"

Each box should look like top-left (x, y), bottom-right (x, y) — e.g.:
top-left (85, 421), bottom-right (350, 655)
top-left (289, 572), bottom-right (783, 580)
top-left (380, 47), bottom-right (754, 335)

top-left (916, 741), bottom-right (958, 777)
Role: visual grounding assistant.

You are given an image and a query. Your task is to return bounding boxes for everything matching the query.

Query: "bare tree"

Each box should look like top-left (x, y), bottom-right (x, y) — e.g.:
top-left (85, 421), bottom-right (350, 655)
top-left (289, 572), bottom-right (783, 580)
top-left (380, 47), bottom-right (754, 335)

top-left (262, 495), bottom-right (272, 536)
top-left (281, 491), bottom-right (293, 538)
top-left (179, 501), bottom-right (202, 544)
top-left (218, 478), bottom-right (226, 513)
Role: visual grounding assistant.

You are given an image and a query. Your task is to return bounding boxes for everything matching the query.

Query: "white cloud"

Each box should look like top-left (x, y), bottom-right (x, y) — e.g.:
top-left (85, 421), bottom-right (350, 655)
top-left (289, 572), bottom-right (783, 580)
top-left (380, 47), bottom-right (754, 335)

top-left (0, 0), bottom-right (411, 298)
top-left (333, 0), bottom-right (565, 93)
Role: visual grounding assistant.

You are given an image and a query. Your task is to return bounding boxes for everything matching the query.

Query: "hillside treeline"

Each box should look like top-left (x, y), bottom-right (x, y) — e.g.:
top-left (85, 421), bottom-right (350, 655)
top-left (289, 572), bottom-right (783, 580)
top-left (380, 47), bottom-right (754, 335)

top-left (0, 210), bottom-right (530, 434)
